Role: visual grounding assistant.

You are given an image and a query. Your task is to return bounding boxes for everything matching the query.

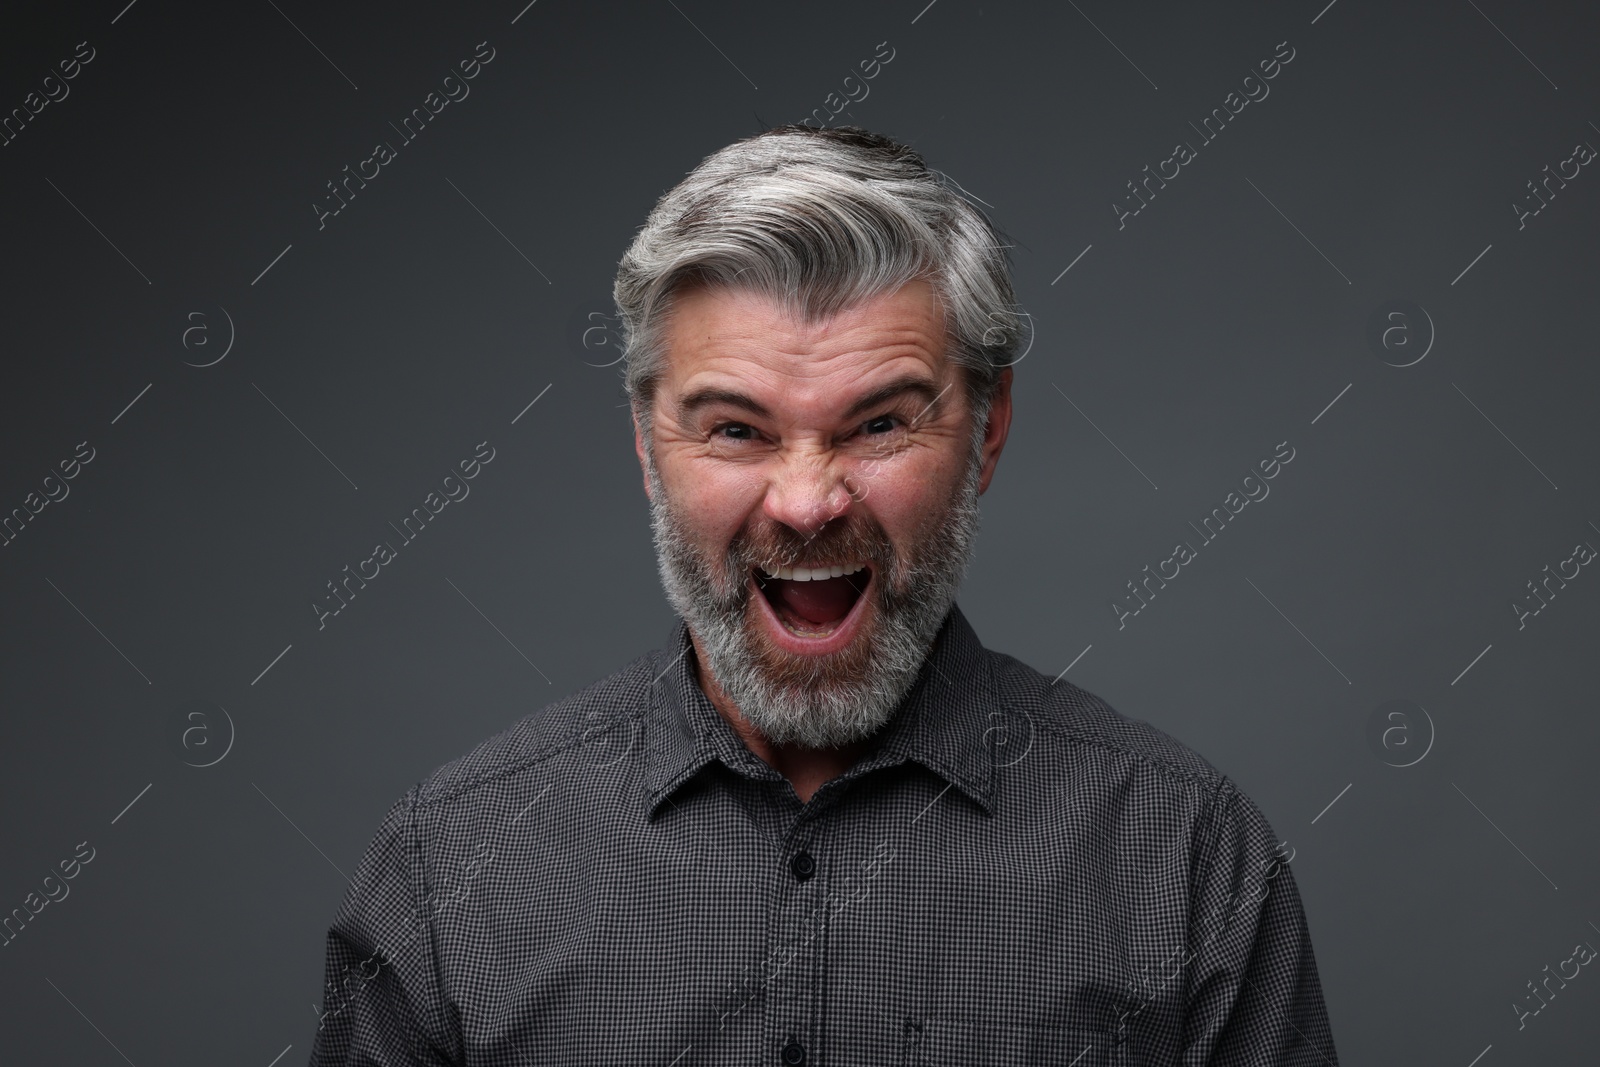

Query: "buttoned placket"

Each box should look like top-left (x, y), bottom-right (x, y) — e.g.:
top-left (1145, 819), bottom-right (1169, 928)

top-left (757, 780), bottom-right (820, 1067)
top-left (645, 609), bottom-right (1005, 1065)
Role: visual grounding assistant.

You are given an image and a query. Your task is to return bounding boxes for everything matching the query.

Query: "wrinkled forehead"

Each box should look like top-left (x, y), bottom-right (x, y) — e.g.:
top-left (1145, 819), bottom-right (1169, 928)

top-left (654, 278), bottom-right (957, 406)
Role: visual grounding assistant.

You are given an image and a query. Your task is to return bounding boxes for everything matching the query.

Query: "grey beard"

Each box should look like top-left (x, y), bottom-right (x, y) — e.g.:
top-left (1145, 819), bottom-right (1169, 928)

top-left (643, 431), bottom-right (984, 750)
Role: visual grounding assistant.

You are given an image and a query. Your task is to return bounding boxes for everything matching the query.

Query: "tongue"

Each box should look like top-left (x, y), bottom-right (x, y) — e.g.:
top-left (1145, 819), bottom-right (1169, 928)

top-left (772, 575), bottom-right (860, 625)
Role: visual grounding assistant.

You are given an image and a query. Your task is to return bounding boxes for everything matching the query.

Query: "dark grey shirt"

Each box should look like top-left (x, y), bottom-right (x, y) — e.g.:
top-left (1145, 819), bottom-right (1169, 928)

top-left (309, 605), bottom-right (1337, 1066)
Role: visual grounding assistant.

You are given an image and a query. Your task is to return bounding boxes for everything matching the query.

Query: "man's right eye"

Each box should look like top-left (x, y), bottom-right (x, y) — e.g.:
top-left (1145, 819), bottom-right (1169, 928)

top-left (714, 423), bottom-right (755, 440)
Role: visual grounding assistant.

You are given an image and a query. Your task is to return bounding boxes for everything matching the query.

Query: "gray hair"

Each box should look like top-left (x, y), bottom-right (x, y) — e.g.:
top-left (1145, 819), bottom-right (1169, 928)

top-left (613, 125), bottom-right (1025, 439)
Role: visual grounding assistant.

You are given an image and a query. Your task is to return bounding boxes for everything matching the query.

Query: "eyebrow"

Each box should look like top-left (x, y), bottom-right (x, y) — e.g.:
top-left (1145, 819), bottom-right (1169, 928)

top-left (676, 374), bottom-right (946, 426)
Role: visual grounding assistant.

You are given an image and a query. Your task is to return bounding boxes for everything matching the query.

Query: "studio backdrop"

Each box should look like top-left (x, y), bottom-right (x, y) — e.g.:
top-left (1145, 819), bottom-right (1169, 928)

top-left (1, 0), bottom-right (1597, 1063)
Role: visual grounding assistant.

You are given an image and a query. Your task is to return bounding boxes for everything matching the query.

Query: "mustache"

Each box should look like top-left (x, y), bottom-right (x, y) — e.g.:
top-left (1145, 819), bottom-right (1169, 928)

top-left (728, 519), bottom-right (893, 575)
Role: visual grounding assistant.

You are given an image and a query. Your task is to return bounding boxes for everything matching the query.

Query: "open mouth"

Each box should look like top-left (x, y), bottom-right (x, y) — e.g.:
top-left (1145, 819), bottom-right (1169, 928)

top-left (752, 561), bottom-right (872, 638)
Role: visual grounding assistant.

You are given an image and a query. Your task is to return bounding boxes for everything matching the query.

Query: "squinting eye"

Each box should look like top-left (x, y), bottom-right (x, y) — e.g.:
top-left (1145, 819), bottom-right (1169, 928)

top-left (864, 415), bottom-right (900, 435)
top-left (715, 423), bottom-right (755, 440)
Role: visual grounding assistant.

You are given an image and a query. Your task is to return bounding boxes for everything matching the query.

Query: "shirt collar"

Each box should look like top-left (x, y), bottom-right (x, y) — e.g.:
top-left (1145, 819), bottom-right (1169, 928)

top-left (642, 603), bottom-right (998, 819)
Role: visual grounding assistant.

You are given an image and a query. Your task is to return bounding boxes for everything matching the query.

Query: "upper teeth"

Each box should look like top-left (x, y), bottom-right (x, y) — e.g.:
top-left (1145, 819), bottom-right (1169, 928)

top-left (759, 562), bottom-right (867, 582)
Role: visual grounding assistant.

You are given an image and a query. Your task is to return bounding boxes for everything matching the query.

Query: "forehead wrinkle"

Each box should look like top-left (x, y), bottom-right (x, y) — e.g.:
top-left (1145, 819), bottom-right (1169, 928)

top-left (679, 316), bottom-right (946, 384)
top-left (659, 280), bottom-right (952, 415)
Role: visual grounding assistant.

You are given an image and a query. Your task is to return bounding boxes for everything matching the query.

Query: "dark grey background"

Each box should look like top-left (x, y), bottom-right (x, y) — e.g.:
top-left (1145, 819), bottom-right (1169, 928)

top-left (1, 0), bottom-right (1596, 1063)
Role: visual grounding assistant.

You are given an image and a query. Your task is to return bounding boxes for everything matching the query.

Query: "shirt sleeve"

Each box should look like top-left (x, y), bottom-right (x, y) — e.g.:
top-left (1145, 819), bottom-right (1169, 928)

top-left (1180, 777), bottom-right (1339, 1067)
top-left (308, 786), bottom-right (460, 1066)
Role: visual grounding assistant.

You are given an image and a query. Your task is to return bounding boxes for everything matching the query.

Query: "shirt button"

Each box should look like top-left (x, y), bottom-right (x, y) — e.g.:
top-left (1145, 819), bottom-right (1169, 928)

top-left (789, 851), bottom-right (816, 881)
top-left (780, 1040), bottom-right (806, 1065)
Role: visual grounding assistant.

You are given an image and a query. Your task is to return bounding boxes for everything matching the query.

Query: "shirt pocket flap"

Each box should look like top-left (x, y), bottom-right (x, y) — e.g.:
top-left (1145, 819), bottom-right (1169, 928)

top-left (908, 1018), bottom-right (1122, 1066)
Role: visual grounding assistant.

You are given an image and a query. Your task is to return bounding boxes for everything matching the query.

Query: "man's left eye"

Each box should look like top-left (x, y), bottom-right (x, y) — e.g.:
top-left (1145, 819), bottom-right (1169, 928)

top-left (863, 415), bottom-right (901, 435)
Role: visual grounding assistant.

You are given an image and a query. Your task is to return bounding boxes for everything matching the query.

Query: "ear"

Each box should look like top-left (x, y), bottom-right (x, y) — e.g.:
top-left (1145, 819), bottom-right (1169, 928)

top-left (976, 367), bottom-right (1013, 496)
top-left (632, 408), bottom-right (654, 502)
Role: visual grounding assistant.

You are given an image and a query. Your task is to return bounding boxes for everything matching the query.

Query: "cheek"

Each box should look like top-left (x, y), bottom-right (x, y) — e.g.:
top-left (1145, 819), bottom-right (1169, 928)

top-left (670, 458), bottom-right (764, 534)
top-left (850, 450), bottom-right (955, 533)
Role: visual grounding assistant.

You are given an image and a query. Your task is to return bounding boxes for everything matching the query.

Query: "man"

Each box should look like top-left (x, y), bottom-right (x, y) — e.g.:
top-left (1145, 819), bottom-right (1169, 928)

top-left (309, 125), bottom-right (1338, 1066)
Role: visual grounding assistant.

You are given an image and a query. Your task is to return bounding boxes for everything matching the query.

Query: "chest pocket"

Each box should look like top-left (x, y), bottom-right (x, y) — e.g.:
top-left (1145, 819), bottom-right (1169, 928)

top-left (902, 1018), bottom-right (1125, 1067)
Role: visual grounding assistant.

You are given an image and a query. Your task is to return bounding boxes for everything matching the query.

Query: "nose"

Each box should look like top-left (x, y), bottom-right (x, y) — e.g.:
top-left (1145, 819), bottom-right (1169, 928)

top-left (762, 449), bottom-right (854, 539)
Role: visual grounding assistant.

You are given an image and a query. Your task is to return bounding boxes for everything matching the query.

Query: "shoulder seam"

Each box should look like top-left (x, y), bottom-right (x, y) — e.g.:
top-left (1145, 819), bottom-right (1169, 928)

top-left (989, 650), bottom-right (1217, 792)
top-left (415, 661), bottom-right (654, 810)
top-left (1035, 717), bottom-right (1214, 793)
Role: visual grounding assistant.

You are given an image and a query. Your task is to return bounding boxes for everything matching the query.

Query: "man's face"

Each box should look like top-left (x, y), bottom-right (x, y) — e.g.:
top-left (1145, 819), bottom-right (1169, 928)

top-left (635, 278), bottom-right (1011, 748)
